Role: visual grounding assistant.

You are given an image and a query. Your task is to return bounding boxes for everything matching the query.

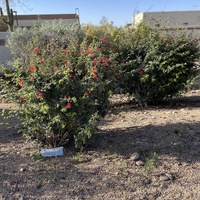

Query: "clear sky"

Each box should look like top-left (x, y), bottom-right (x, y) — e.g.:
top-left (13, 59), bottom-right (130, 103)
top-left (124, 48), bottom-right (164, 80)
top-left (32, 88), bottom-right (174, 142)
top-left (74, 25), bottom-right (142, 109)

top-left (8, 0), bottom-right (200, 27)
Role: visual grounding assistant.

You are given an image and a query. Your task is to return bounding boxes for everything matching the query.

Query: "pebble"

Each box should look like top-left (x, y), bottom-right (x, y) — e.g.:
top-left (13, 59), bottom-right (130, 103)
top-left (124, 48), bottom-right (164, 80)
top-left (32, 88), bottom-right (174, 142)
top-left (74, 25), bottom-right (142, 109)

top-left (136, 160), bottom-right (145, 166)
top-left (166, 173), bottom-right (175, 180)
top-left (19, 168), bottom-right (26, 172)
top-left (159, 175), bottom-right (170, 181)
top-left (130, 152), bottom-right (140, 161)
top-left (143, 178), bottom-right (151, 185)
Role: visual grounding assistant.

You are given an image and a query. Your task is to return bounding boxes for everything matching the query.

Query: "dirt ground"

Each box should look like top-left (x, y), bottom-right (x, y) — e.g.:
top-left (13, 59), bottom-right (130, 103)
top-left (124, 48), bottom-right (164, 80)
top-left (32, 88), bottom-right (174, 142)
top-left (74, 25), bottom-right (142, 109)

top-left (0, 91), bottom-right (200, 200)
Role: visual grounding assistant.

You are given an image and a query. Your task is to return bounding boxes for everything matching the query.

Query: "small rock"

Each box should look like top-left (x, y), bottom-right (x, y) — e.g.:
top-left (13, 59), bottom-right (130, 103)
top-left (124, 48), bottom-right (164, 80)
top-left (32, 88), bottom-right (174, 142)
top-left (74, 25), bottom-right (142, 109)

top-left (159, 175), bottom-right (170, 181)
top-left (136, 160), bottom-right (145, 166)
top-left (143, 178), bottom-right (151, 185)
top-left (0, 153), bottom-right (4, 158)
top-left (19, 168), bottom-right (26, 172)
top-left (130, 152), bottom-right (140, 161)
top-left (166, 173), bottom-right (175, 180)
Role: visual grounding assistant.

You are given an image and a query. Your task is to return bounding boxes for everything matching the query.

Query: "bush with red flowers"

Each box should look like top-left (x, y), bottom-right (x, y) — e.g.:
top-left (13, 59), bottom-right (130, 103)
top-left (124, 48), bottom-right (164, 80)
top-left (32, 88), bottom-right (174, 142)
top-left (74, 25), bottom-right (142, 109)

top-left (117, 23), bottom-right (200, 104)
top-left (1, 21), bottom-right (119, 149)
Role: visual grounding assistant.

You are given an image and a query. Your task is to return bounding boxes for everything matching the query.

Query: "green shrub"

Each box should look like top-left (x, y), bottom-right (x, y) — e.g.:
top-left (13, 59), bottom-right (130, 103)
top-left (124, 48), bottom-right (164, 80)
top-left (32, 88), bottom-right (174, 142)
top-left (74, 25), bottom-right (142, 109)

top-left (1, 21), bottom-right (118, 149)
top-left (119, 23), bottom-right (200, 104)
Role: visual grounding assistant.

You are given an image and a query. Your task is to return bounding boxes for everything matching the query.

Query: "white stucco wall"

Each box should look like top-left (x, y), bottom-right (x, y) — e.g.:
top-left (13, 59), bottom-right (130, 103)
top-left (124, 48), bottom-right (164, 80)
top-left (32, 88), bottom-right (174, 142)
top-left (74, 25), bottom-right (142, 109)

top-left (0, 32), bottom-right (12, 66)
top-left (133, 10), bottom-right (200, 28)
top-left (143, 11), bottom-right (200, 27)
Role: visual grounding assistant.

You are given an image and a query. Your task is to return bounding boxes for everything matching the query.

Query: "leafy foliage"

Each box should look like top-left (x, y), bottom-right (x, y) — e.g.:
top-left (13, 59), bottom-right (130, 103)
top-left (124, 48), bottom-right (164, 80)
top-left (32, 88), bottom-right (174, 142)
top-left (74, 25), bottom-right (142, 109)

top-left (1, 21), bottom-right (118, 149)
top-left (1, 21), bottom-right (200, 150)
top-left (118, 23), bottom-right (200, 104)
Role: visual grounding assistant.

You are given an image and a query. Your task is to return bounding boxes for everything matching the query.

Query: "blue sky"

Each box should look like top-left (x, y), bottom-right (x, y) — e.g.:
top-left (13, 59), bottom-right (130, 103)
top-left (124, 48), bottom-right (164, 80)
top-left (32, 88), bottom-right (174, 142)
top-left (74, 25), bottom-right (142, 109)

top-left (10, 0), bottom-right (200, 26)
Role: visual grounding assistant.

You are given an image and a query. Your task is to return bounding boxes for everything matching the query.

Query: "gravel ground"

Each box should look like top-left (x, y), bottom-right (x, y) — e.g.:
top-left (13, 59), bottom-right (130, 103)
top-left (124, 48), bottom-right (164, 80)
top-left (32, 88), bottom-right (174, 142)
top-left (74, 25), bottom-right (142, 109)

top-left (0, 91), bottom-right (200, 200)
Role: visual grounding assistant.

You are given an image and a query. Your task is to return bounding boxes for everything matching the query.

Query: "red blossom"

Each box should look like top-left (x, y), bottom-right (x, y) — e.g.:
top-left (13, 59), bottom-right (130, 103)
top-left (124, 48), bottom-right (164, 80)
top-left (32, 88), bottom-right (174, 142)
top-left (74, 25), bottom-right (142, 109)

top-left (64, 49), bottom-right (69, 54)
top-left (66, 103), bottom-right (72, 109)
top-left (70, 74), bottom-right (75, 79)
top-left (93, 59), bottom-right (98, 64)
top-left (87, 47), bottom-right (94, 55)
top-left (93, 72), bottom-right (98, 79)
top-left (139, 71), bottom-right (143, 76)
top-left (89, 51), bottom-right (94, 55)
top-left (18, 81), bottom-right (23, 86)
top-left (54, 69), bottom-right (59, 74)
top-left (19, 97), bottom-right (23, 102)
top-left (29, 66), bottom-right (35, 72)
top-left (101, 38), bottom-right (106, 43)
top-left (101, 57), bottom-right (107, 63)
top-left (37, 93), bottom-right (44, 99)
top-left (87, 47), bottom-right (91, 52)
top-left (34, 47), bottom-right (39, 53)
top-left (91, 66), bottom-right (97, 71)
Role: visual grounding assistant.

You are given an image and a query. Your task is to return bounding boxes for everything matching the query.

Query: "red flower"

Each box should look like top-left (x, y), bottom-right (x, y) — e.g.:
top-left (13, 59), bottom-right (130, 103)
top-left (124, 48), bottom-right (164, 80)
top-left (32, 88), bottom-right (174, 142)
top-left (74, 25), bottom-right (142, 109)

top-left (101, 38), bottom-right (106, 43)
top-left (54, 69), bottom-right (59, 74)
top-left (93, 72), bottom-right (98, 79)
top-left (87, 47), bottom-right (91, 52)
top-left (139, 71), bottom-right (143, 76)
top-left (70, 74), bottom-right (75, 79)
top-left (93, 59), bottom-right (98, 65)
top-left (34, 47), bottom-right (39, 53)
top-left (91, 66), bottom-right (97, 71)
top-left (101, 57), bottom-right (107, 63)
top-left (19, 97), bottom-right (23, 102)
top-left (64, 49), bottom-right (69, 54)
top-left (89, 51), bottom-right (94, 55)
top-left (29, 66), bottom-right (35, 72)
top-left (37, 93), bottom-right (44, 99)
top-left (18, 81), bottom-right (23, 86)
top-left (66, 103), bottom-right (72, 109)
top-left (87, 47), bottom-right (94, 55)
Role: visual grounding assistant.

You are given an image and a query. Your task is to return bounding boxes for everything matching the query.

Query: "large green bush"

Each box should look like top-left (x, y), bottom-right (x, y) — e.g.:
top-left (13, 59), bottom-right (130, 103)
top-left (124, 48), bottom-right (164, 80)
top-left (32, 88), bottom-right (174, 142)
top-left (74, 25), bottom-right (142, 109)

top-left (119, 23), bottom-right (200, 104)
top-left (1, 21), bottom-right (118, 149)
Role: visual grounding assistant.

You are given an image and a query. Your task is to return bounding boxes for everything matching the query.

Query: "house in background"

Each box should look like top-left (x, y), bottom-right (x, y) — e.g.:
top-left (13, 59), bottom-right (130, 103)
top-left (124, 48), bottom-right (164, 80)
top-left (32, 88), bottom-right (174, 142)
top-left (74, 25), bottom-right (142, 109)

top-left (0, 11), bottom-right (80, 66)
top-left (132, 10), bottom-right (200, 38)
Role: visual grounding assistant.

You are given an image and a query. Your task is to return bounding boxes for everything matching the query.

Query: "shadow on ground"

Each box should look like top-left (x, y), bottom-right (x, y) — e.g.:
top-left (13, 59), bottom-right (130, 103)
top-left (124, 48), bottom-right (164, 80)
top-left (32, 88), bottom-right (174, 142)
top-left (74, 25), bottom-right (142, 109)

top-left (87, 122), bottom-right (200, 163)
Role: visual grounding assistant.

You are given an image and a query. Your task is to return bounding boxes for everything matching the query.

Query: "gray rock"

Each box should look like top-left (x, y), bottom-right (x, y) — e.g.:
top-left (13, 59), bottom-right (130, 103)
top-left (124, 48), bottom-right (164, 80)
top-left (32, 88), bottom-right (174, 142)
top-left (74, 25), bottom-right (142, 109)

top-left (130, 152), bottom-right (140, 161)
top-left (136, 160), bottom-right (145, 166)
top-left (159, 175), bottom-right (170, 181)
top-left (166, 173), bottom-right (175, 180)
top-left (20, 168), bottom-right (26, 172)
